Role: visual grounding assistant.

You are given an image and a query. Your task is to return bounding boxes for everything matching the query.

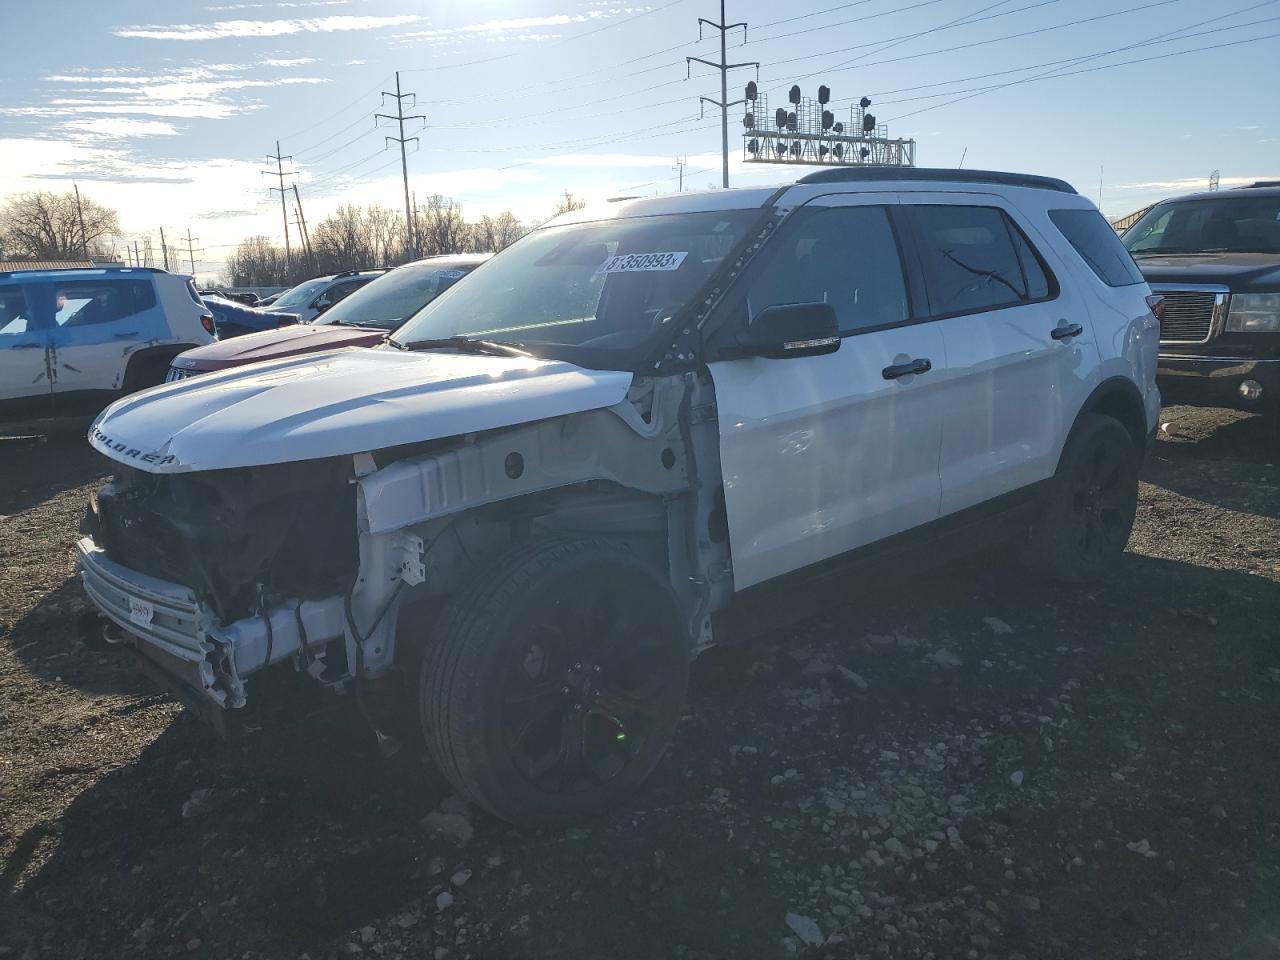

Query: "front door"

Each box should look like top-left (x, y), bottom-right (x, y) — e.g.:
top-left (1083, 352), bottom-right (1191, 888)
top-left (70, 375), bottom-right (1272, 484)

top-left (900, 195), bottom-right (1096, 515)
top-left (708, 193), bottom-right (946, 590)
top-left (0, 281), bottom-right (54, 423)
top-left (46, 276), bottom-right (168, 416)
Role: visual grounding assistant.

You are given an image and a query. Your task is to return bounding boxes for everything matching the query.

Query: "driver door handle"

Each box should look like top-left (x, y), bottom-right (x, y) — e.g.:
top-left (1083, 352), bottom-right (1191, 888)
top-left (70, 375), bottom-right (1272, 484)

top-left (10, 341), bottom-right (42, 349)
top-left (882, 358), bottom-right (932, 380)
top-left (1051, 323), bottom-right (1083, 341)
top-left (113, 331), bottom-right (140, 338)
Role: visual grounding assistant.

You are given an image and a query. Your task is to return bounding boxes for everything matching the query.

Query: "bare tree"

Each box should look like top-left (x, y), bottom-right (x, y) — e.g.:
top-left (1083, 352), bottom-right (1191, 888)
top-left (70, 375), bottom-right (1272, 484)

top-left (553, 191), bottom-right (587, 217)
top-left (225, 236), bottom-right (288, 286)
top-left (473, 211), bottom-right (527, 253)
top-left (0, 190), bottom-right (120, 260)
top-left (417, 194), bottom-right (468, 257)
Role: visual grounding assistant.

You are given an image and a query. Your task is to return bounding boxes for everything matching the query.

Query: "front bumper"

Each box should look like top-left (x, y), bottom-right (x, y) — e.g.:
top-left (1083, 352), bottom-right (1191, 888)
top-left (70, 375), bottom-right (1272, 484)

top-left (1156, 356), bottom-right (1280, 412)
top-left (77, 536), bottom-right (346, 711)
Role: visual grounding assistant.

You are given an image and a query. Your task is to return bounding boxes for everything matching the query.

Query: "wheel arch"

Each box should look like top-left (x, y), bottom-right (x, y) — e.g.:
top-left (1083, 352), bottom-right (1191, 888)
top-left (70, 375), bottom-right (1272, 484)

top-left (121, 344), bottom-right (198, 392)
top-left (1073, 375), bottom-right (1148, 456)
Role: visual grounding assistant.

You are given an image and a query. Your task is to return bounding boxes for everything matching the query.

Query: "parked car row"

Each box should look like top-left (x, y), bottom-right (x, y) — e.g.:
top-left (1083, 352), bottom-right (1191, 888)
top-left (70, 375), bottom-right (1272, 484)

top-left (76, 167), bottom-right (1162, 826)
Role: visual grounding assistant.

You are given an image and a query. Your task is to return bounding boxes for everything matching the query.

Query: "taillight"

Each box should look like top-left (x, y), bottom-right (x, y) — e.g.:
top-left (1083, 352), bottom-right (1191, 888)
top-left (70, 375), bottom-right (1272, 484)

top-left (1146, 294), bottom-right (1165, 321)
top-left (200, 312), bottom-right (216, 335)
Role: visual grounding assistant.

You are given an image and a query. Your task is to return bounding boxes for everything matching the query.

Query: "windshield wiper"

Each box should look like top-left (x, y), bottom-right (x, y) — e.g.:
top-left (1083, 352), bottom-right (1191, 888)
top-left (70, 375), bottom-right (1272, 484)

top-left (392, 335), bottom-right (530, 358)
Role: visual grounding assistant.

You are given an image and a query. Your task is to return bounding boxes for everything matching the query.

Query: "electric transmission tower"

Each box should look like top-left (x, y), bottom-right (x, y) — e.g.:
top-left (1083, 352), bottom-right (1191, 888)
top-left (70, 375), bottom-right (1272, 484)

top-left (377, 71), bottom-right (425, 261)
top-left (264, 141), bottom-right (294, 271)
top-left (687, 2), bottom-right (757, 189)
top-left (183, 228), bottom-right (203, 277)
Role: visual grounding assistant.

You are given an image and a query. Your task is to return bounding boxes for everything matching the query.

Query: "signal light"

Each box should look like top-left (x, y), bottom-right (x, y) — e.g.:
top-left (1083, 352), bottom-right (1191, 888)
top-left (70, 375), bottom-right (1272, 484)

top-left (747, 138), bottom-right (760, 154)
top-left (774, 140), bottom-right (787, 155)
top-left (819, 145), bottom-right (829, 158)
top-left (786, 111), bottom-right (797, 131)
top-left (833, 121), bottom-right (844, 134)
top-left (791, 141), bottom-right (802, 157)
top-left (860, 146), bottom-right (871, 159)
top-left (775, 107), bottom-right (788, 129)
top-left (822, 110), bottom-right (834, 131)
top-left (744, 112), bottom-right (755, 129)
top-left (862, 113), bottom-right (876, 134)
top-left (860, 96), bottom-right (871, 109)
top-left (789, 85), bottom-right (801, 104)
top-left (745, 80), bottom-right (758, 101)
top-left (818, 85), bottom-right (830, 105)
top-left (833, 144), bottom-right (843, 158)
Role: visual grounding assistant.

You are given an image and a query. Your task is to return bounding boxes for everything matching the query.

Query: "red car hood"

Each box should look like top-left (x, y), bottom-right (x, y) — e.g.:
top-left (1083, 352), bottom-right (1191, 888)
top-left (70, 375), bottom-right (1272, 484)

top-left (172, 323), bottom-right (387, 372)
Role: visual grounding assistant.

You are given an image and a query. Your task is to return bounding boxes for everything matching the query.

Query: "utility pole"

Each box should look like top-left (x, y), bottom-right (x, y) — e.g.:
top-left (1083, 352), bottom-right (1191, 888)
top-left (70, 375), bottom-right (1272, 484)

top-left (133, 240), bottom-right (142, 269)
top-left (264, 141), bottom-right (294, 272)
top-left (159, 226), bottom-right (171, 271)
top-left (183, 228), bottom-right (202, 278)
top-left (376, 72), bottom-right (425, 261)
top-left (687, 2), bottom-right (757, 189)
top-left (292, 184), bottom-right (314, 272)
top-left (673, 156), bottom-right (687, 191)
top-left (73, 182), bottom-right (90, 259)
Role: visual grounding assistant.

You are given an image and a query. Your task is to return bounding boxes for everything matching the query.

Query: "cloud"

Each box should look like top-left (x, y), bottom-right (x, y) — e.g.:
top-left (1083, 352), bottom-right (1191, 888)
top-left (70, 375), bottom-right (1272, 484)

top-left (63, 118), bottom-right (180, 138)
top-left (115, 14), bottom-right (426, 41)
top-left (260, 57), bottom-right (316, 66)
top-left (1239, 125), bottom-right (1261, 130)
top-left (346, 59), bottom-right (366, 65)
top-left (391, 10), bottom-right (640, 44)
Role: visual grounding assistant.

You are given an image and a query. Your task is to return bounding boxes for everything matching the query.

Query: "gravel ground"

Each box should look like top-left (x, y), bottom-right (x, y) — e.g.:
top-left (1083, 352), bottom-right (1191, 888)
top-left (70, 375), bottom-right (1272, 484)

top-left (2, 404), bottom-right (1279, 960)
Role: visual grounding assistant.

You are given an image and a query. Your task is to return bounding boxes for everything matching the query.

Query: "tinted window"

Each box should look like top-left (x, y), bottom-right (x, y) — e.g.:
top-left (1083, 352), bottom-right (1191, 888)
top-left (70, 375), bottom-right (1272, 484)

top-left (746, 205), bottom-right (908, 335)
top-left (1123, 195), bottom-right (1280, 255)
top-left (0, 284), bottom-right (36, 336)
top-left (909, 205), bottom-right (1051, 315)
top-left (53, 279), bottom-right (156, 328)
top-left (1050, 209), bottom-right (1145, 287)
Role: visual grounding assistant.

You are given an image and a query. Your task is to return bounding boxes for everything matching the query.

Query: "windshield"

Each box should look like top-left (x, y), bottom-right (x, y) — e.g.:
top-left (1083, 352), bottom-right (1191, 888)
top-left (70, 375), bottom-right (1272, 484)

top-left (1124, 195), bottom-right (1280, 255)
top-left (391, 210), bottom-right (758, 365)
top-left (316, 262), bottom-right (473, 330)
top-left (270, 277), bottom-right (330, 310)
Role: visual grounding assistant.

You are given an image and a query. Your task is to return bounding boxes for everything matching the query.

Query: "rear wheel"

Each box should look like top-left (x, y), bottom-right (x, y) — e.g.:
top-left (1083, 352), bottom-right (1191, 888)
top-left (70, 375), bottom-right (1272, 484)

top-left (420, 538), bottom-right (689, 825)
top-left (1021, 414), bottom-right (1139, 583)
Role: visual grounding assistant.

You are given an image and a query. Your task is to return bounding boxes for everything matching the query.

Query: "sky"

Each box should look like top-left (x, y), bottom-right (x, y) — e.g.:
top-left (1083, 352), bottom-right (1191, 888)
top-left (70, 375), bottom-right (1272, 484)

top-left (0, 0), bottom-right (1276, 280)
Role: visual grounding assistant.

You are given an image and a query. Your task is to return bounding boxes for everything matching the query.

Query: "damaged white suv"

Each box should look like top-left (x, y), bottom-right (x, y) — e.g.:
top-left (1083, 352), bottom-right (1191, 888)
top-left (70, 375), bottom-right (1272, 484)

top-left (78, 169), bottom-right (1159, 824)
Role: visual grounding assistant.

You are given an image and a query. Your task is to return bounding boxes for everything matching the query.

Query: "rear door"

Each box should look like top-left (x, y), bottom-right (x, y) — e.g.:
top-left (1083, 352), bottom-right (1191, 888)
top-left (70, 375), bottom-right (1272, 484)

top-left (902, 194), bottom-right (1095, 515)
top-left (0, 281), bottom-right (54, 421)
top-left (48, 276), bottom-right (169, 416)
top-left (708, 192), bottom-right (947, 589)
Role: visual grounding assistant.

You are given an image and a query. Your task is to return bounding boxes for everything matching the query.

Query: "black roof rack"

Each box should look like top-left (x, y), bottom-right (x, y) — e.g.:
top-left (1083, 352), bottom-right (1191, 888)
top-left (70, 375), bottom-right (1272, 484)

top-left (795, 166), bottom-right (1077, 194)
top-left (1242, 180), bottom-right (1280, 189)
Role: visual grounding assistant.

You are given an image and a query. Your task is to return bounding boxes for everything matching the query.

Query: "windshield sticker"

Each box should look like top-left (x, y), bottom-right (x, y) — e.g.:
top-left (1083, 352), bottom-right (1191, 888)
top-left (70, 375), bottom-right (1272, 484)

top-left (439, 269), bottom-right (466, 278)
top-left (595, 251), bottom-right (689, 274)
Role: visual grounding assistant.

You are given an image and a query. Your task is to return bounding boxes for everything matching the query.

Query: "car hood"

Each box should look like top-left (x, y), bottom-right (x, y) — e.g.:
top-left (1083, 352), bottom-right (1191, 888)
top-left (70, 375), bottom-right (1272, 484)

top-left (1135, 253), bottom-right (1280, 293)
top-left (174, 323), bottom-right (386, 370)
top-left (90, 347), bottom-right (634, 474)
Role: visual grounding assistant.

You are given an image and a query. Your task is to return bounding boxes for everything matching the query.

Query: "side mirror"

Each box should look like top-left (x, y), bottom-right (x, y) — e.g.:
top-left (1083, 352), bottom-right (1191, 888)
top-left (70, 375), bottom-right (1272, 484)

top-left (736, 302), bottom-right (840, 359)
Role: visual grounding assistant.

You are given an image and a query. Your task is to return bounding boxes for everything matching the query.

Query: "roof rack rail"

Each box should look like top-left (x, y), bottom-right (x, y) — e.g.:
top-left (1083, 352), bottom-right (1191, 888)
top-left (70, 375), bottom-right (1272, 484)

top-left (1241, 180), bottom-right (1280, 189)
top-left (0, 264), bottom-right (169, 278)
top-left (795, 166), bottom-right (1077, 194)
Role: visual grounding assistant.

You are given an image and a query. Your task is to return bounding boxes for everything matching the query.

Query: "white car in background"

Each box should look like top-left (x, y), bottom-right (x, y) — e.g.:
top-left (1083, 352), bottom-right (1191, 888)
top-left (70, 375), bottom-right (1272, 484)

top-left (0, 266), bottom-right (214, 427)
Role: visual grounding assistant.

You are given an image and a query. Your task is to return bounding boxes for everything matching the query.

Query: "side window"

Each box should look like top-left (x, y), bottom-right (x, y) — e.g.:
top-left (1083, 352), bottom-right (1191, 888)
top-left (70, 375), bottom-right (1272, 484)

top-left (909, 205), bottom-right (1052, 316)
top-left (0, 284), bottom-right (36, 336)
top-left (746, 205), bottom-right (909, 335)
top-left (54, 280), bottom-right (157, 328)
top-left (323, 279), bottom-right (367, 307)
top-left (1049, 208), bottom-right (1146, 287)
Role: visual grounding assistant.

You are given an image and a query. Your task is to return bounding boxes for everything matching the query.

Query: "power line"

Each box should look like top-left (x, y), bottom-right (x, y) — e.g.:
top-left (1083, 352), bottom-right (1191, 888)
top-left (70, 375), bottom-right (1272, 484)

top-left (375, 71), bottom-right (425, 260)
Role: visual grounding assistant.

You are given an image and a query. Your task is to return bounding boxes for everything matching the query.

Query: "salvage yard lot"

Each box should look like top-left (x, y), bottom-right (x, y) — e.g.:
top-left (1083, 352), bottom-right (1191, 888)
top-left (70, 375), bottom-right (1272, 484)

top-left (2, 406), bottom-right (1279, 960)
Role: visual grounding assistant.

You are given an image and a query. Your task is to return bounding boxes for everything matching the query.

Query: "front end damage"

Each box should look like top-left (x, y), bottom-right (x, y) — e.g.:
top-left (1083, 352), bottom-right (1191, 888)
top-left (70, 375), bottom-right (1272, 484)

top-left (77, 373), bottom-right (732, 729)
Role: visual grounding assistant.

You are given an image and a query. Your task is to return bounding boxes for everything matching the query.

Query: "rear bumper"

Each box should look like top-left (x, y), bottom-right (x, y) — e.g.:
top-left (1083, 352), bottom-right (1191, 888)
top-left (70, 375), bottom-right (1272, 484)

top-left (77, 536), bottom-right (346, 711)
top-left (1156, 357), bottom-right (1280, 412)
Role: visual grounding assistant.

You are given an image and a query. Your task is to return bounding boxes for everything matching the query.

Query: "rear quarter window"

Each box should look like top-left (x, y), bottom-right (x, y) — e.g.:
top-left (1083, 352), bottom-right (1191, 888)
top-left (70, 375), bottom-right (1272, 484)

top-left (1049, 209), bottom-right (1146, 287)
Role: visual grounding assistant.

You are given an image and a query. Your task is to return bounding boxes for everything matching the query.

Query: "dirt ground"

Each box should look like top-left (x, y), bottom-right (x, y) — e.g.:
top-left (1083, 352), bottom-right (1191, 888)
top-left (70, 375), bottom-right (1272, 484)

top-left (2, 405), bottom-right (1279, 960)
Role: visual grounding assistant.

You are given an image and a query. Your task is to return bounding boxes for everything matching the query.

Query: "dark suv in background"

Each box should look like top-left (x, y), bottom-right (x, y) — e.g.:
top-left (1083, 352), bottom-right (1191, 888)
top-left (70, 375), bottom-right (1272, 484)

top-left (1122, 182), bottom-right (1280, 433)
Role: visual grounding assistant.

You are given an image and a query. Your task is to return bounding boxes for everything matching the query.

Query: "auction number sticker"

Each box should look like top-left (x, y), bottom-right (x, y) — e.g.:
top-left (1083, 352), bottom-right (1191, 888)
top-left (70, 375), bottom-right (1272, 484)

top-left (129, 597), bottom-right (154, 627)
top-left (595, 251), bottom-right (688, 274)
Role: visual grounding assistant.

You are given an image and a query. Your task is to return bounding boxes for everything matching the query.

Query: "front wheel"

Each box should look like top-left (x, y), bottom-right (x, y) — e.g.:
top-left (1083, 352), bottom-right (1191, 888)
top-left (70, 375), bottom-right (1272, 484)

top-left (1021, 414), bottom-right (1140, 583)
top-left (420, 538), bottom-right (690, 825)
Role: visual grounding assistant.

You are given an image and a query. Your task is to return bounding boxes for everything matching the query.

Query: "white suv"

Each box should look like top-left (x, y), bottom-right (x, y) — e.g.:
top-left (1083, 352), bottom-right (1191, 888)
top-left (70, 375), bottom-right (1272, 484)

top-left (0, 266), bottom-right (214, 427)
top-left (77, 169), bottom-right (1159, 824)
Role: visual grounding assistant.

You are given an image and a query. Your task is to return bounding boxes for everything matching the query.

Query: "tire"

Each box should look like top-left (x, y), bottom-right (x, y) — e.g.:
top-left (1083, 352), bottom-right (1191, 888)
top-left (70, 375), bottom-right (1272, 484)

top-left (122, 355), bottom-right (173, 394)
top-left (1021, 413), bottom-right (1140, 583)
top-left (420, 538), bottom-right (690, 825)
